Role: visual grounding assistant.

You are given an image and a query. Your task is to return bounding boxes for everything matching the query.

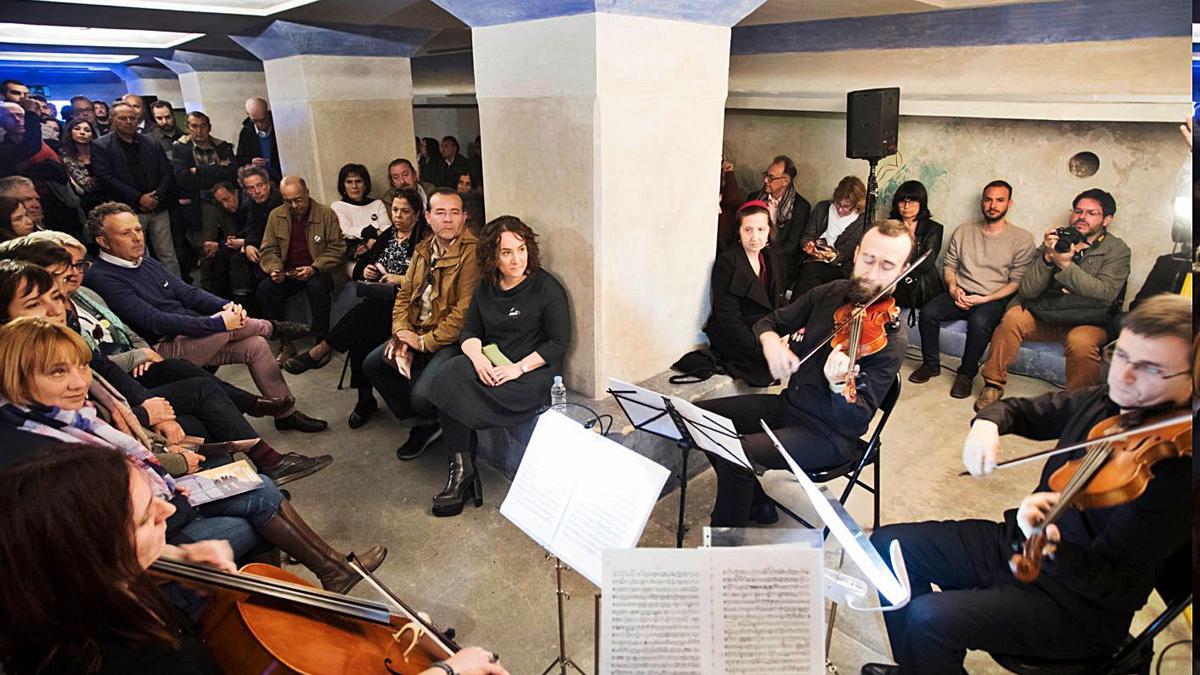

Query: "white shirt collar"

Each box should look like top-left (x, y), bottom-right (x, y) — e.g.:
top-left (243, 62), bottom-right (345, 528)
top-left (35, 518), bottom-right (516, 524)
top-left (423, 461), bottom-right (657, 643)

top-left (99, 251), bottom-right (141, 269)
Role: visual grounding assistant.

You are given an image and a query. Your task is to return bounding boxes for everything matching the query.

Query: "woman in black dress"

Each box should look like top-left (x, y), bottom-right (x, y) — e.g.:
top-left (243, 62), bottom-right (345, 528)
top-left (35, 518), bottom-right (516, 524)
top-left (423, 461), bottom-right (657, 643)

top-left (425, 216), bottom-right (571, 517)
top-left (888, 180), bottom-right (944, 317)
top-left (283, 188), bottom-right (428, 428)
top-left (704, 200), bottom-right (784, 387)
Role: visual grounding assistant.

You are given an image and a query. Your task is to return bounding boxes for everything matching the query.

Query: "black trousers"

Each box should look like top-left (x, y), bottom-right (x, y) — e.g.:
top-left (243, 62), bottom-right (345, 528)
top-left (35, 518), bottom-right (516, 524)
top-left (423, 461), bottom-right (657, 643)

top-left (917, 292), bottom-right (1008, 376)
top-left (437, 410), bottom-right (478, 457)
top-left (695, 393), bottom-right (848, 527)
top-left (202, 247), bottom-right (262, 300)
top-left (256, 271), bottom-right (334, 341)
top-left (147, 376), bottom-right (259, 442)
top-left (325, 297), bottom-right (392, 392)
top-left (792, 261), bottom-right (845, 299)
top-left (870, 520), bottom-right (1127, 674)
top-left (135, 357), bottom-right (257, 413)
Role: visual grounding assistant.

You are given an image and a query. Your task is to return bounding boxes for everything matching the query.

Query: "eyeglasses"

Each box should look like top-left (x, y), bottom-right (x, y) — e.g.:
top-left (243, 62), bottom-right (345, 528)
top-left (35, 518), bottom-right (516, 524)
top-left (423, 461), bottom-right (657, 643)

top-left (762, 172), bottom-right (788, 183)
top-left (70, 260), bottom-right (93, 272)
top-left (1101, 342), bottom-right (1190, 379)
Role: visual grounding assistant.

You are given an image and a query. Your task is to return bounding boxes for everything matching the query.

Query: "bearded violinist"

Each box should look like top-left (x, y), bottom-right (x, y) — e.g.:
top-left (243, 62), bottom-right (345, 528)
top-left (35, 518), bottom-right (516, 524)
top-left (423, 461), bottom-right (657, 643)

top-left (862, 294), bottom-right (1192, 675)
top-left (697, 220), bottom-right (915, 527)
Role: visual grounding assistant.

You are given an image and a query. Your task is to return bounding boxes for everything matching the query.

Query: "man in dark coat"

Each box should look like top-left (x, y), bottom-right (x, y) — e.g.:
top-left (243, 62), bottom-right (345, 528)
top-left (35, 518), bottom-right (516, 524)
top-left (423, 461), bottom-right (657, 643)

top-left (235, 97), bottom-right (281, 182)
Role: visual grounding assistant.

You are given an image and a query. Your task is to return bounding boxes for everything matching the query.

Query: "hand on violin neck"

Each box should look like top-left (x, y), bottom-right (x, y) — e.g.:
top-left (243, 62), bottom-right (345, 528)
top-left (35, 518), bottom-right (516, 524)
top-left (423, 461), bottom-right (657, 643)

top-left (823, 346), bottom-right (858, 393)
top-left (1017, 492), bottom-right (1062, 545)
top-left (760, 331), bottom-right (800, 381)
top-left (962, 420), bottom-right (1001, 476)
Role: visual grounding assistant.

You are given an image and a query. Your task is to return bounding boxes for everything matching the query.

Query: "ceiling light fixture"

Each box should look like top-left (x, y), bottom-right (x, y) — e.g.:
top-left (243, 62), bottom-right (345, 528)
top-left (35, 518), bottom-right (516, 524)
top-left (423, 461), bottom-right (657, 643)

top-left (0, 51), bottom-right (137, 63)
top-left (29, 0), bottom-right (320, 17)
top-left (0, 23), bottom-right (203, 49)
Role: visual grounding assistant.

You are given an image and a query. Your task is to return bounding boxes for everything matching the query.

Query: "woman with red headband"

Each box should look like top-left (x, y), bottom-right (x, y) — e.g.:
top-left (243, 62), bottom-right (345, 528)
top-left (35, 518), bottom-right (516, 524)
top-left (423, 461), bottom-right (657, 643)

top-left (703, 200), bottom-right (784, 387)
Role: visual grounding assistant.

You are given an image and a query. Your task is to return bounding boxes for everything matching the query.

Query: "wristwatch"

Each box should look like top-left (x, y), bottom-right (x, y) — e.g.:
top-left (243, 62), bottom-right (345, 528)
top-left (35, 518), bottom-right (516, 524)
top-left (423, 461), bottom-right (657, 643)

top-left (520, 362), bottom-right (530, 374)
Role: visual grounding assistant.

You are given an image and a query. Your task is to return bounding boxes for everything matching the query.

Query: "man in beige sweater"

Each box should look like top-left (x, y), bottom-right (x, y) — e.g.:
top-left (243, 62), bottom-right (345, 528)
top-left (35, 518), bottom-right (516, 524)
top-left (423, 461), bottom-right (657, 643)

top-left (910, 180), bottom-right (1036, 398)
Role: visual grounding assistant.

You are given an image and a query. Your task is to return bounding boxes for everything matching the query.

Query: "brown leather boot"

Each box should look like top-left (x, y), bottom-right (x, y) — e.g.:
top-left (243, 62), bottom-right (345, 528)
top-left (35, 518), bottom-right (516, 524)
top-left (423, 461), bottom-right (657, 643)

top-left (257, 499), bottom-right (387, 594)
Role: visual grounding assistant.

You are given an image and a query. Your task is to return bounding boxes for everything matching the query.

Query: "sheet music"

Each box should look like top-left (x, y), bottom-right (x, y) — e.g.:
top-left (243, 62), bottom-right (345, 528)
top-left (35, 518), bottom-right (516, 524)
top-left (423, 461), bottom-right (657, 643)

top-left (667, 395), bottom-right (752, 470)
top-left (606, 377), bottom-right (683, 440)
top-left (500, 411), bottom-right (671, 586)
top-left (602, 546), bottom-right (824, 675)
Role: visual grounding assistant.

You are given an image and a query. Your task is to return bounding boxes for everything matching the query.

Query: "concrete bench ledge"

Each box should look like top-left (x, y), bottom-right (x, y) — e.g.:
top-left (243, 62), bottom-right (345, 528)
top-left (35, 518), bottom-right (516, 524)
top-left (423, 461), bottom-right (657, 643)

top-left (900, 308), bottom-right (1066, 387)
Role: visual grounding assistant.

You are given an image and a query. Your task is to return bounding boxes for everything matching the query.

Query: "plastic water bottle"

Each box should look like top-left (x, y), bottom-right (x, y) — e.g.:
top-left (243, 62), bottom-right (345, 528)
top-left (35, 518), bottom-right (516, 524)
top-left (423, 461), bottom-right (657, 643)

top-left (550, 375), bottom-right (567, 412)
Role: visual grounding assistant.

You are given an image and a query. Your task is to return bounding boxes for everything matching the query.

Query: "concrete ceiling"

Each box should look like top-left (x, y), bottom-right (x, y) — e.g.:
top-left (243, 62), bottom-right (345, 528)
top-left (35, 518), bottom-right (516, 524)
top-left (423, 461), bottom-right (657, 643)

top-left (0, 0), bottom-right (1066, 70)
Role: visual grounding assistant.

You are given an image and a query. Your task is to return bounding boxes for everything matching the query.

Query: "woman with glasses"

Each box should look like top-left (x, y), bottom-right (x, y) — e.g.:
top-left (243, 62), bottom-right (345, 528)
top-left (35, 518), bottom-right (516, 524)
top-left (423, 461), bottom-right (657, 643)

top-left (888, 180), bottom-right (944, 315)
top-left (793, 175), bottom-right (868, 297)
top-left (284, 188), bottom-right (429, 429)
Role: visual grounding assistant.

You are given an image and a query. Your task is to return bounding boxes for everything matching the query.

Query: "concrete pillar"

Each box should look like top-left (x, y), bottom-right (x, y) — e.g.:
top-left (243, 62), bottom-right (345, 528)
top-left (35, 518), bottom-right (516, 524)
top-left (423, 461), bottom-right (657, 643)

top-left (113, 66), bottom-right (183, 106)
top-left (232, 21), bottom-right (432, 204)
top-left (157, 51), bottom-right (267, 145)
top-left (432, 2), bottom-right (765, 397)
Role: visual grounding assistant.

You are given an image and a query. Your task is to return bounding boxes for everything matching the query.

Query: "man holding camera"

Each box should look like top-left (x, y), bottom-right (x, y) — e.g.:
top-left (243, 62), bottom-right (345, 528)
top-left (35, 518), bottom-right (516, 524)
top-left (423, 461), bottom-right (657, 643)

top-left (976, 188), bottom-right (1130, 410)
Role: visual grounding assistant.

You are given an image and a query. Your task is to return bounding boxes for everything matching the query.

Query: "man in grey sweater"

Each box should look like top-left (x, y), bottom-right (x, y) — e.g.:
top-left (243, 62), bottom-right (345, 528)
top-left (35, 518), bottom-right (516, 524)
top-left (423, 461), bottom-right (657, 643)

top-left (976, 188), bottom-right (1131, 410)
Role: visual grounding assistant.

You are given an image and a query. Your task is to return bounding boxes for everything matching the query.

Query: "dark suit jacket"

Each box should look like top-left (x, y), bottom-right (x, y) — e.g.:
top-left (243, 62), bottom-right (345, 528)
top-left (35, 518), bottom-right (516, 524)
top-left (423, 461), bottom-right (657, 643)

top-left (704, 246), bottom-right (783, 386)
top-left (92, 132), bottom-right (173, 210)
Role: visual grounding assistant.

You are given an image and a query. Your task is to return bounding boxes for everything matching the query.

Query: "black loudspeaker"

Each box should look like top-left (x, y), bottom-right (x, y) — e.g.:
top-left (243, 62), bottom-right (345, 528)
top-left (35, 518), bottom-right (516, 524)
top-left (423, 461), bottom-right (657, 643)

top-left (846, 87), bottom-right (899, 160)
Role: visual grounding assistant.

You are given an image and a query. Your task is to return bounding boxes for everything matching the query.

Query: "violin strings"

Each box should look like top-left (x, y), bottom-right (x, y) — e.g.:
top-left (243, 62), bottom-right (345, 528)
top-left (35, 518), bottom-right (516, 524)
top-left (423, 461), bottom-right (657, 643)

top-left (1042, 441), bottom-right (1113, 528)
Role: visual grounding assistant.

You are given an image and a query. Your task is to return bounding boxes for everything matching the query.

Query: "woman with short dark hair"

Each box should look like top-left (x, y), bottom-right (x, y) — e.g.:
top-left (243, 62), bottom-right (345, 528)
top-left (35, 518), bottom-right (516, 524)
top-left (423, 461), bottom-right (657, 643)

top-left (888, 180), bottom-right (944, 313)
top-left (331, 163), bottom-right (389, 268)
top-left (423, 216), bottom-right (571, 516)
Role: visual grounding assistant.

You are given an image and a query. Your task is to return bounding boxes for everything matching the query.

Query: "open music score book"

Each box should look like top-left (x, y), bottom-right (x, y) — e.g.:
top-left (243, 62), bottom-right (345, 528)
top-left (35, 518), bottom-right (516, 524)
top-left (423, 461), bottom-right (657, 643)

top-left (500, 410), bottom-right (671, 587)
top-left (175, 459), bottom-right (264, 507)
top-left (600, 544), bottom-right (825, 674)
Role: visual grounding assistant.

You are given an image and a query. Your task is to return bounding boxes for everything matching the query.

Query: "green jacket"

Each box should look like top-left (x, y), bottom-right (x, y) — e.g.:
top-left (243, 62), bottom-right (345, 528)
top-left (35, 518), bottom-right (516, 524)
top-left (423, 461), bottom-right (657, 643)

top-left (1016, 230), bottom-right (1131, 307)
top-left (258, 198), bottom-right (347, 277)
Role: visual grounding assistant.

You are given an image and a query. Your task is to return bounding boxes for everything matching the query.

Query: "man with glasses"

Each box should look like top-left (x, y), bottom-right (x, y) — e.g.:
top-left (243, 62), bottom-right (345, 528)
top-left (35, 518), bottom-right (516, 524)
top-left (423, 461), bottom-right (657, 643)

top-left (976, 188), bottom-right (1131, 410)
top-left (863, 293), bottom-right (1192, 675)
top-left (256, 175), bottom-right (345, 365)
top-left (749, 155), bottom-right (810, 296)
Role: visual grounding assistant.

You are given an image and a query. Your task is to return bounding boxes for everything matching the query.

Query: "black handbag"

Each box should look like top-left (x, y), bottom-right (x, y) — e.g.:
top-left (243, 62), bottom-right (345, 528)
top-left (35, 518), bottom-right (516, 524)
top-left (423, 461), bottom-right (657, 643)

top-left (1024, 292), bottom-right (1114, 327)
top-left (669, 348), bottom-right (725, 384)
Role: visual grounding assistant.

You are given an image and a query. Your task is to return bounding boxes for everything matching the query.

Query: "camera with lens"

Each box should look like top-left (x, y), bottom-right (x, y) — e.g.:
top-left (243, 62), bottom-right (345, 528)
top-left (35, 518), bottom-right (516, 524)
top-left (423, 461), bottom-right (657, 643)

top-left (1052, 226), bottom-right (1084, 254)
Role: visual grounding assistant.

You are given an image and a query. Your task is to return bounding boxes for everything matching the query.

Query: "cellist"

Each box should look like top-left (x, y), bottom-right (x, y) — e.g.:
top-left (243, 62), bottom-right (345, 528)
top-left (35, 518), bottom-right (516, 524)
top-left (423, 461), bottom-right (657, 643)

top-left (697, 219), bottom-right (915, 527)
top-left (0, 443), bottom-right (508, 675)
top-left (862, 294), bottom-right (1193, 675)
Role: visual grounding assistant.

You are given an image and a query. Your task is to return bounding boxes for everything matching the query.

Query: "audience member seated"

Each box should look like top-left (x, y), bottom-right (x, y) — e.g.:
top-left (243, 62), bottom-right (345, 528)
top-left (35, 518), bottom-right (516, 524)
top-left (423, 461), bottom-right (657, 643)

top-left (748, 154), bottom-right (811, 295)
top-left (285, 188), bottom-right (429, 428)
top-left (716, 157), bottom-right (746, 252)
top-left (703, 201), bottom-right (783, 387)
top-left (0, 176), bottom-right (44, 231)
top-left (255, 175), bottom-right (345, 364)
top-left (0, 252), bottom-right (330, 484)
top-left (888, 180), bottom-right (944, 314)
top-left (0, 195), bottom-right (34, 242)
top-left (793, 175), bottom-right (868, 297)
top-left (911, 180), bottom-right (1035, 399)
top-left (365, 188), bottom-right (481, 461)
top-left (92, 101), bottom-right (181, 276)
top-left (236, 97), bottom-right (281, 182)
top-left (81, 202), bottom-right (327, 433)
top-left (190, 181), bottom-right (242, 296)
top-left (0, 442), bottom-right (506, 675)
top-left (462, 192), bottom-right (486, 237)
top-left (424, 216), bottom-right (570, 516)
top-left (0, 320), bottom-right (386, 591)
top-left (172, 111), bottom-right (237, 276)
top-left (330, 163), bottom-right (389, 271)
top-left (696, 220), bottom-right (915, 527)
top-left (455, 172), bottom-right (474, 196)
top-left (434, 136), bottom-right (470, 189)
top-left (60, 116), bottom-right (104, 213)
top-left (418, 136), bottom-right (441, 187)
top-left (144, 100), bottom-right (183, 155)
top-left (231, 164), bottom-right (281, 312)
top-left (977, 188), bottom-right (1131, 409)
top-left (384, 156), bottom-right (430, 210)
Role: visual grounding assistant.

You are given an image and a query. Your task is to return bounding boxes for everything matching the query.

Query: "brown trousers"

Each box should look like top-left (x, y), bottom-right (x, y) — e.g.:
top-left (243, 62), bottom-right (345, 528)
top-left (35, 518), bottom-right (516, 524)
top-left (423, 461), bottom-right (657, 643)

top-left (980, 305), bottom-right (1107, 391)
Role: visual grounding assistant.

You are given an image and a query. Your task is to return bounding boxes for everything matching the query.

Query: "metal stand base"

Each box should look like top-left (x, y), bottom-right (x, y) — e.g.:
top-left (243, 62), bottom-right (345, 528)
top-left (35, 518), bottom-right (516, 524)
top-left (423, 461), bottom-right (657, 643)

top-left (541, 557), bottom-right (588, 675)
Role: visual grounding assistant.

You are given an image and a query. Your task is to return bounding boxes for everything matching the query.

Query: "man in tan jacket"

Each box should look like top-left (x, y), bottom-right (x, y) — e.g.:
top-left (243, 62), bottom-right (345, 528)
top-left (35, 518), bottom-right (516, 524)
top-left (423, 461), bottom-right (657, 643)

top-left (256, 176), bottom-right (346, 363)
top-left (364, 187), bottom-right (481, 460)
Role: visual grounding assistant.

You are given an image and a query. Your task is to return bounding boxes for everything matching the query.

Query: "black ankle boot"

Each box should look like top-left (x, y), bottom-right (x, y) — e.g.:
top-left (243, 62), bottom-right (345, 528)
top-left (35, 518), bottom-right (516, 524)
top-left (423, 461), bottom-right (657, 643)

top-left (432, 451), bottom-right (483, 517)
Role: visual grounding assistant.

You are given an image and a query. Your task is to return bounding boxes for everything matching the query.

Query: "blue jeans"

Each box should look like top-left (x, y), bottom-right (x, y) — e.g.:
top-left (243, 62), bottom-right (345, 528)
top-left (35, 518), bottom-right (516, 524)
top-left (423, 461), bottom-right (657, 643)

top-left (169, 474), bottom-right (283, 558)
top-left (363, 342), bottom-right (461, 421)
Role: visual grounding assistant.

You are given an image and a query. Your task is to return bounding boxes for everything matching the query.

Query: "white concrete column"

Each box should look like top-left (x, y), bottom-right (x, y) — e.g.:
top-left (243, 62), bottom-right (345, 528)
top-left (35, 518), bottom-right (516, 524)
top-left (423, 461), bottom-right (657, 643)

top-left (116, 66), bottom-right (183, 105)
top-left (442, 4), bottom-right (762, 397)
top-left (157, 52), bottom-right (267, 144)
top-left (233, 21), bottom-right (431, 204)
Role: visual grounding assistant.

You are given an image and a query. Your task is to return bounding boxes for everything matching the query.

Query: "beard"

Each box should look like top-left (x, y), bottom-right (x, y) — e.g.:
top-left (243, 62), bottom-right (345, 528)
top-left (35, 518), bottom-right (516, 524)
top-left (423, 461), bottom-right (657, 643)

top-left (982, 207), bottom-right (1008, 224)
top-left (846, 277), bottom-right (882, 305)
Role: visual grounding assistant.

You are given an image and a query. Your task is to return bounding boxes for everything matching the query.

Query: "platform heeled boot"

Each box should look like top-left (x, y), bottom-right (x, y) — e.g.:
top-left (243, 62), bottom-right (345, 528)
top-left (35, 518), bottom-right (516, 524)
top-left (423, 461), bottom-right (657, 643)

top-left (257, 499), bottom-right (387, 594)
top-left (432, 450), bottom-right (483, 517)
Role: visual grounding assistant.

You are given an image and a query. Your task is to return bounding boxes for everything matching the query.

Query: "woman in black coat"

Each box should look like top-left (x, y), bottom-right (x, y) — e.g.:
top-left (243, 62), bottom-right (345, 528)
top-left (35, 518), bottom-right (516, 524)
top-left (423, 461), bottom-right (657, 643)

top-left (888, 180), bottom-right (945, 315)
top-left (425, 216), bottom-right (571, 517)
top-left (704, 201), bottom-right (783, 387)
top-left (793, 175), bottom-right (868, 297)
top-left (282, 188), bottom-right (428, 428)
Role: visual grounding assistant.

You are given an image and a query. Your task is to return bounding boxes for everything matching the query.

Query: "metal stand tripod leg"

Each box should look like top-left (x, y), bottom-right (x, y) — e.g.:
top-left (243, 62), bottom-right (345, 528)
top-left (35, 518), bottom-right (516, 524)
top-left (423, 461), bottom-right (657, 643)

top-left (824, 547), bottom-right (847, 674)
top-left (674, 442), bottom-right (690, 548)
top-left (541, 557), bottom-right (587, 675)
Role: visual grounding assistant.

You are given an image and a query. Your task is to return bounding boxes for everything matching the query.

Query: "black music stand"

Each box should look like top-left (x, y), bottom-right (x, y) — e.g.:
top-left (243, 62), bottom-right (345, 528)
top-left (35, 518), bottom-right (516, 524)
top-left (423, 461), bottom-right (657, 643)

top-left (608, 382), bottom-right (749, 548)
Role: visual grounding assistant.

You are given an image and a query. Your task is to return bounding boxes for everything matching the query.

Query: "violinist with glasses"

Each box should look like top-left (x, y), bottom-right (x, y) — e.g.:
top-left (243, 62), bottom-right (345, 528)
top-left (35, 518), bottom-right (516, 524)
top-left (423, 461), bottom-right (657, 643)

top-left (862, 294), bottom-right (1192, 675)
top-left (696, 219), bottom-right (915, 528)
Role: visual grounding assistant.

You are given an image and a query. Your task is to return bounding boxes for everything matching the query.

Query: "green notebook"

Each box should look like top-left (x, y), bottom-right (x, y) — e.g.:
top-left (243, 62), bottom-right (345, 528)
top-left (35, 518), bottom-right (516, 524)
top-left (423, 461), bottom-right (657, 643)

top-left (482, 343), bottom-right (513, 367)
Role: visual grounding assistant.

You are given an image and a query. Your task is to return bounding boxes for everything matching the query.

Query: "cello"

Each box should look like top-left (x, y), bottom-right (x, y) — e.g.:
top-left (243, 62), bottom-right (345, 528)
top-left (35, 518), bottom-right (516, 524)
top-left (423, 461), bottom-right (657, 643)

top-left (151, 553), bottom-right (460, 674)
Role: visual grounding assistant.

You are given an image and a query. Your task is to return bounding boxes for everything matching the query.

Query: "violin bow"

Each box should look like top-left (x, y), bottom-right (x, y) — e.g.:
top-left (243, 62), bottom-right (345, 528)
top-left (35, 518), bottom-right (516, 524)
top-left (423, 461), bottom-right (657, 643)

top-left (346, 553), bottom-right (462, 655)
top-left (957, 411), bottom-right (1192, 477)
top-left (793, 249), bottom-right (931, 369)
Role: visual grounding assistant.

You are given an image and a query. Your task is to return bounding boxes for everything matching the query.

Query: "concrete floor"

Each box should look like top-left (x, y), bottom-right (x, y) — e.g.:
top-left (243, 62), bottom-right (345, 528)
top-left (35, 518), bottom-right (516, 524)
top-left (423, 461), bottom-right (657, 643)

top-left (226, 348), bottom-right (1192, 675)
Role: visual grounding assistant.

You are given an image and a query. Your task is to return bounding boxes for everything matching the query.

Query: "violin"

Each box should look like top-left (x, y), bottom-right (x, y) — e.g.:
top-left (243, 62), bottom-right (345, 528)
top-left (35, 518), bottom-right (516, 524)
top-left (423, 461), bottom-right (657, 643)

top-left (151, 555), bottom-right (459, 674)
top-left (1010, 408), bottom-right (1192, 583)
top-left (830, 296), bottom-right (900, 403)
